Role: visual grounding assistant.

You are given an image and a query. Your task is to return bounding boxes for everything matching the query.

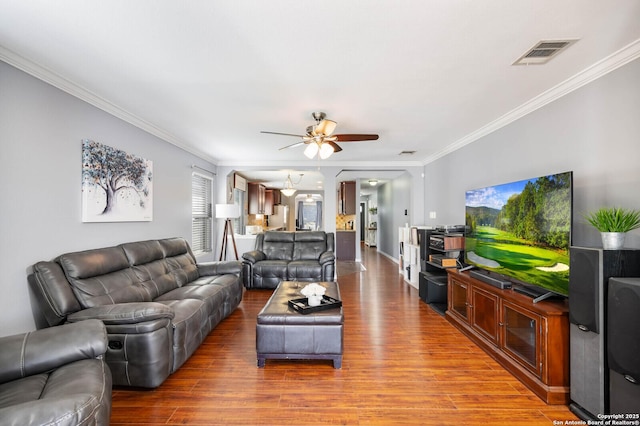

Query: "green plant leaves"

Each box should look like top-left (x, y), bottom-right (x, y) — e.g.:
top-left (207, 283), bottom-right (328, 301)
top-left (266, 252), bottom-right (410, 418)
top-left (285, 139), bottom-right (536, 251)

top-left (584, 207), bottom-right (640, 232)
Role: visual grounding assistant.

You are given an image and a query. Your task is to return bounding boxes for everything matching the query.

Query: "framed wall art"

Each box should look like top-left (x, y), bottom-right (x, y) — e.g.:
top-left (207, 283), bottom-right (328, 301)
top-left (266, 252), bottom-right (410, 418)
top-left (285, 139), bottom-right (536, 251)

top-left (81, 139), bottom-right (153, 222)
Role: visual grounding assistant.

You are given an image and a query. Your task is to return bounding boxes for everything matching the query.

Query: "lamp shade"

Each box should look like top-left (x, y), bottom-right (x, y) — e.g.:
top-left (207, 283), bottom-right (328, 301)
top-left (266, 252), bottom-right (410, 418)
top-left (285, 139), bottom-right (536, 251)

top-left (215, 203), bottom-right (240, 219)
top-left (319, 143), bottom-right (334, 159)
top-left (304, 143), bottom-right (319, 159)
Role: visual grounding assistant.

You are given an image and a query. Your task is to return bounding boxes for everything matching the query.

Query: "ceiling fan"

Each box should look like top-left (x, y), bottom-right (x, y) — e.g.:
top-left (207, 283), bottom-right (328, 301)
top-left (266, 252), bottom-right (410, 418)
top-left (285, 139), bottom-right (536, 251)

top-left (261, 112), bottom-right (379, 159)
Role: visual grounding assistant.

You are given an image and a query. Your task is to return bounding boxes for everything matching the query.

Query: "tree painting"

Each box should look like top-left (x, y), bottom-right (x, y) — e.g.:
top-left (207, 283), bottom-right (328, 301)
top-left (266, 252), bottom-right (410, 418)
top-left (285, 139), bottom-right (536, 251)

top-left (82, 140), bottom-right (153, 222)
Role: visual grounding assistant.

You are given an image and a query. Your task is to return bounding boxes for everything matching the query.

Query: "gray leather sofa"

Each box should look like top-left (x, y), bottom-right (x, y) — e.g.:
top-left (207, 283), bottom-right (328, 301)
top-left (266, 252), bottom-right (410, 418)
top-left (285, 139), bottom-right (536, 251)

top-left (27, 237), bottom-right (243, 388)
top-left (242, 231), bottom-right (335, 289)
top-left (0, 319), bottom-right (112, 426)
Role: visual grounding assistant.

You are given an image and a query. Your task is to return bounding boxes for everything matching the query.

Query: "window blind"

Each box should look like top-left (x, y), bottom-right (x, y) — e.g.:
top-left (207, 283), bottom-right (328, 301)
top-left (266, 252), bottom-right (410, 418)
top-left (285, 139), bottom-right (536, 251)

top-left (192, 173), bottom-right (212, 253)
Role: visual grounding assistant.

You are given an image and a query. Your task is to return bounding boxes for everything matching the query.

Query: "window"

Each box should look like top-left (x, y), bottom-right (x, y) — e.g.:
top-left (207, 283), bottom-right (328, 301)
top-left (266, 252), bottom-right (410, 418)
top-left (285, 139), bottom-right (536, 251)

top-left (192, 173), bottom-right (212, 254)
top-left (232, 188), bottom-right (245, 234)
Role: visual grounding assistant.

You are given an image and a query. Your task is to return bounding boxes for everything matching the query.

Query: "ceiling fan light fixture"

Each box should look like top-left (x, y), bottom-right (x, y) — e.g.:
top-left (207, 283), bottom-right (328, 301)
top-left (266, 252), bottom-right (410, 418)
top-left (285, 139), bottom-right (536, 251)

top-left (319, 142), bottom-right (334, 159)
top-left (315, 119), bottom-right (337, 136)
top-left (304, 143), bottom-right (319, 159)
top-left (264, 112), bottom-right (379, 158)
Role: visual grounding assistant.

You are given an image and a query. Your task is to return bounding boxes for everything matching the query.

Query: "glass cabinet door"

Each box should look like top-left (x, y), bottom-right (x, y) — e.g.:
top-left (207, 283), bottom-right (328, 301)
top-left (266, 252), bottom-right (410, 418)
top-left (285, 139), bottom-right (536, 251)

top-left (502, 302), bottom-right (542, 376)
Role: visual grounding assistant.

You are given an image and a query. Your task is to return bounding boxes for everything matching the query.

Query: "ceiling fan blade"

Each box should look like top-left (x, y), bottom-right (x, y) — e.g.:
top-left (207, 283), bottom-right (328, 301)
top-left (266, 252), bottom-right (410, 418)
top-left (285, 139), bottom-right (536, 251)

top-left (334, 134), bottom-right (379, 142)
top-left (261, 131), bottom-right (305, 138)
top-left (278, 141), bottom-right (306, 150)
top-left (315, 119), bottom-right (337, 136)
top-left (326, 141), bottom-right (342, 153)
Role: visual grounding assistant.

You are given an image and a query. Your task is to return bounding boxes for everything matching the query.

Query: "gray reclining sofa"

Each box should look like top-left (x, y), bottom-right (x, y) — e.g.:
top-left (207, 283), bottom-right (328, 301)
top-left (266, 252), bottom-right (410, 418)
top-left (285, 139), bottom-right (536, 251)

top-left (0, 319), bottom-right (112, 426)
top-left (242, 231), bottom-right (335, 289)
top-left (27, 237), bottom-right (243, 388)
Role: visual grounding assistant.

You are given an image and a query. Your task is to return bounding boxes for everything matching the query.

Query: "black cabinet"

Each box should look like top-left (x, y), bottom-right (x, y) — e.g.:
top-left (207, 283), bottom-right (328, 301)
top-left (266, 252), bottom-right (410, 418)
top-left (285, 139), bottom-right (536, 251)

top-left (417, 228), bottom-right (465, 315)
top-left (419, 272), bottom-right (448, 315)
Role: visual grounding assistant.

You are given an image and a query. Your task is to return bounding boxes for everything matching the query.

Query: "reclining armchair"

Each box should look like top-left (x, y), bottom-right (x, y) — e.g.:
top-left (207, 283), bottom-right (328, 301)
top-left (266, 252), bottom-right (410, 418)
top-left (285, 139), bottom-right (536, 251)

top-left (0, 319), bottom-right (112, 426)
top-left (242, 231), bottom-right (335, 289)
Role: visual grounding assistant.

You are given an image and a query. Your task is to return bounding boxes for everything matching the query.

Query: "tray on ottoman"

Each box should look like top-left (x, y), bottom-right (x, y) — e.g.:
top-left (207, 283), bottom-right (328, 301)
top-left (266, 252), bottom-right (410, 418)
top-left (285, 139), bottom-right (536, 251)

top-left (288, 295), bottom-right (342, 314)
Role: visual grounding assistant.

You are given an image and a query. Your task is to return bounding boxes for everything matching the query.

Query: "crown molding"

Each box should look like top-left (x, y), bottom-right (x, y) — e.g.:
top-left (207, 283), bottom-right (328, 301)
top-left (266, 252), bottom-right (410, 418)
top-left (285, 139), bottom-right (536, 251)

top-left (0, 45), bottom-right (219, 165)
top-left (422, 37), bottom-right (640, 165)
top-left (217, 159), bottom-right (424, 168)
top-left (3, 37), bottom-right (638, 170)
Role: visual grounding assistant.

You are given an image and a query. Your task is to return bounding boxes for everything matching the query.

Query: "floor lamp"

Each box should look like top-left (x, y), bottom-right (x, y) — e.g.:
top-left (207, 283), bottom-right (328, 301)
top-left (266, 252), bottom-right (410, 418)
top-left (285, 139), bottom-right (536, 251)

top-left (216, 204), bottom-right (240, 261)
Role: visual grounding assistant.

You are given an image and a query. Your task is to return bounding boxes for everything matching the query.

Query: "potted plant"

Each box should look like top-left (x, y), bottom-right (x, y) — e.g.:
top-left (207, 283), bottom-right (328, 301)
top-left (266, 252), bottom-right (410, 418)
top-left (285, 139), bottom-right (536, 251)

top-left (369, 207), bottom-right (377, 215)
top-left (584, 207), bottom-right (640, 249)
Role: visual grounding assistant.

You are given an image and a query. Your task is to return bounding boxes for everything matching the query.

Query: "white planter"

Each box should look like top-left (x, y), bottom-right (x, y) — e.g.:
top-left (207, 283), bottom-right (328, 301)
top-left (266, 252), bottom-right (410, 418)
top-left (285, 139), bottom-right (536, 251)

top-left (601, 232), bottom-right (626, 250)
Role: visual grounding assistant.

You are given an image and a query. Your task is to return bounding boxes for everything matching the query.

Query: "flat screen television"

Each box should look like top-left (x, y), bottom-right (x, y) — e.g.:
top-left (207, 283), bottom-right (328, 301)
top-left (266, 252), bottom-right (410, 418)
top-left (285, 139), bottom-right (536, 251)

top-left (464, 171), bottom-right (573, 301)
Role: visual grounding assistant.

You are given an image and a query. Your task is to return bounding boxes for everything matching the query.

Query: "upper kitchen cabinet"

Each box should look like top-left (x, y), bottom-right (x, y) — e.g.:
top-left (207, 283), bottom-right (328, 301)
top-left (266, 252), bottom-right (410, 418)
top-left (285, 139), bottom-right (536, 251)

top-left (338, 181), bottom-right (356, 215)
top-left (265, 189), bottom-right (280, 216)
top-left (248, 182), bottom-right (266, 214)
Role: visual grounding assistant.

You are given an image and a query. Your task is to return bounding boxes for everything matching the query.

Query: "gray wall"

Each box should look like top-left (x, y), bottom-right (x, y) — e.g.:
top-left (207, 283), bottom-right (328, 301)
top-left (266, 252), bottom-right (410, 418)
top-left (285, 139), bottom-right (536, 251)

top-left (423, 57), bottom-right (640, 250)
top-left (377, 172), bottom-right (413, 258)
top-left (3, 55), bottom-right (638, 335)
top-left (0, 61), bottom-right (217, 335)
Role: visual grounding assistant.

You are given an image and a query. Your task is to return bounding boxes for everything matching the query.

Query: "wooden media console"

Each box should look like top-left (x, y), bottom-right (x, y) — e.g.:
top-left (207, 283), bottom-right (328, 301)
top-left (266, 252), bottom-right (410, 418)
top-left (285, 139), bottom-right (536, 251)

top-left (446, 269), bottom-right (570, 404)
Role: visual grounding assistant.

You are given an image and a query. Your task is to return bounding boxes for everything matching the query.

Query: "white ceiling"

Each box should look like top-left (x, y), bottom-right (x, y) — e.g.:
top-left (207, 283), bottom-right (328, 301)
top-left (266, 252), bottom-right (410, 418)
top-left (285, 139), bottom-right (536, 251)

top-left (2, 1), bottom-right (640, 187)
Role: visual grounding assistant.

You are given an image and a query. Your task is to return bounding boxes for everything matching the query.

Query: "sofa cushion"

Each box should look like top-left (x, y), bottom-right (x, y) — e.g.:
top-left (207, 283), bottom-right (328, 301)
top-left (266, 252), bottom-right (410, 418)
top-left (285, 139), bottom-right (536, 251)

top-left (155, 285), bottom-right (226, 319)
top-left (252, 260), bottom-right (289, 280)
top-left (29, 261), bottom-right (82, 327)
top-left (153, 238), bottom-right (200, 285)
top-left (262, 232), bottom-right (295, 260)
top-left (120, 240), bottom-right (164, 265)
top-left (155, 299), bottom-right (207, 370)
top-left (123, 238), bottom-right (201, 288)
top-left (0, 360), bottom-right (111, 426)
top-left (165, 255), bottom-right (200, 286)
top-left (0, 374), bottom-right (47, 408)
top-left (0, 361), bottom-right (110, 425)
top-left (287, 260), bottom-right (323, 281)
top-left (58, 247), bottom-right (149, 308)
top-left (293, 231), bottom-right (328, 260)
top-left (131, 259), bottom-right (178, 299)
top-left (121, 241), bottom-right (179, 298)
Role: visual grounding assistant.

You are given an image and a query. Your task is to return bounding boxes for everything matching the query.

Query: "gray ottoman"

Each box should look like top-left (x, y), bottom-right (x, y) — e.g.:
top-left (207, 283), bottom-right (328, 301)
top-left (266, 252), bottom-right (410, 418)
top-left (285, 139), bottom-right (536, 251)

top-left (256, 281), bottom-right (343, 368)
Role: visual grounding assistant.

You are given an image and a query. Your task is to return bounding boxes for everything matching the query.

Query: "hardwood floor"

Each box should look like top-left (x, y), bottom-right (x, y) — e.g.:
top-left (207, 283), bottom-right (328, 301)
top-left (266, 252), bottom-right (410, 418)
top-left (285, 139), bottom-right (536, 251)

top-left (111, 245), bottom-right (579, 425)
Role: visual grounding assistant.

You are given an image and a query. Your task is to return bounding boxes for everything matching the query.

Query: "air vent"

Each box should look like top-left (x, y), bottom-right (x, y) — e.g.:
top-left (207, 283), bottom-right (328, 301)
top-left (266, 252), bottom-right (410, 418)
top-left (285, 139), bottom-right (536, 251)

top-left (513, 39), bottom-right (578, 65)
top-left (399, 150), bottom-right (416, 156)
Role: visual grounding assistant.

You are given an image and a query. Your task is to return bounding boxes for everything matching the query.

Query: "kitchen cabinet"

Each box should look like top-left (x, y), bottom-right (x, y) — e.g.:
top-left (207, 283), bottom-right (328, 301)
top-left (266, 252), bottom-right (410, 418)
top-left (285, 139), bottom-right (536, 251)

top-left (446, 270), bottom-right (569, 404)
top-left (336, 231), bottom-right (356, 261)
top-left (338, 181), bottom-right (356, 215)
top-left (270, 189), bottom-right (281, 206)
top-left (264, 189), bottom-right (274, 215)
top-left (248, 182), bottom-right (266, 214)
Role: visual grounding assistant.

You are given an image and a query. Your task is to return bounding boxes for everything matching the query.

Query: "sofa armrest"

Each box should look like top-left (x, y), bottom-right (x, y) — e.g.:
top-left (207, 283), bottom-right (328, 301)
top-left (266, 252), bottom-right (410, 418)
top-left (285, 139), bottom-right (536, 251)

top-left (66, 302), bottom-right (174, 325)
top-left (198, 260), bottom-right (242, 276)
top-left (242, 250), bottom-right (266, 264)
top-left (319, 251), bottom-right (335, 265)
top-left (0, 319), bottom-right (107, 384)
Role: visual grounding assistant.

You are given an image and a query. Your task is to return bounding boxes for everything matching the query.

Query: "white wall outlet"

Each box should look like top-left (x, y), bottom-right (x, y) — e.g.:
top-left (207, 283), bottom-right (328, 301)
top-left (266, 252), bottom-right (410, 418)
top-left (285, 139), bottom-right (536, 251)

top-left (429, 211), bottom-right (437, 219)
